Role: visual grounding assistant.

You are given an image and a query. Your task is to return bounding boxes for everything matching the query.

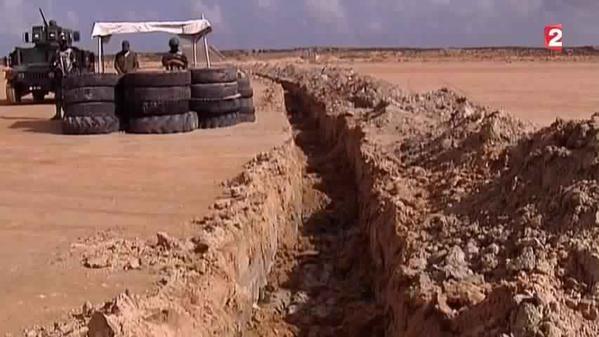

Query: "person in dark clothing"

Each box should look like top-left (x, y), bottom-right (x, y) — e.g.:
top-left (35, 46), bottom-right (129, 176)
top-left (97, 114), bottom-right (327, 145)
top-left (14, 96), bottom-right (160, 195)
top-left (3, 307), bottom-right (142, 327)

top-left (162, 37), bottom-right (188, 71)
top-left (114, 40), bottom-right (139, 74)
top-left (51, 33), bottom-right (78, 120)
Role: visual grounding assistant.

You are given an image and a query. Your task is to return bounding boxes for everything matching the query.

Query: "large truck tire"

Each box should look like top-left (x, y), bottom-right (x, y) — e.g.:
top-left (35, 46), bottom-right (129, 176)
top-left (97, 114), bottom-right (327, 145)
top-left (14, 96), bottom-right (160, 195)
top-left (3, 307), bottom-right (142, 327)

top-left (63, 87), bottom-right (115, 104)
top-left (62, 115), bottom-right (120, 135)
top-left (127, 111), bottom-right (198, 134)
top-left (190, 96), bottom-right (240, 115)
top-left (63, 74), bottom-right (121, 90)
top-left (128, 86), bottom-right (191, 102)
top-left (191, 67), bottom-right (237, 84)
top-left (191, 82), bottom-right (238, 100)
top-left (238, 98), bottom-right (256, 123)
top-left (124, 71), bottom-right (191, 87)
top-left (198, 111), bottom-right (239, 129)
top-left (64, 102), bottom-right (116, 117)
top-left (237, 74), bottom-right (254, 98)
top-left (127, 100), bottom-right (190, 117)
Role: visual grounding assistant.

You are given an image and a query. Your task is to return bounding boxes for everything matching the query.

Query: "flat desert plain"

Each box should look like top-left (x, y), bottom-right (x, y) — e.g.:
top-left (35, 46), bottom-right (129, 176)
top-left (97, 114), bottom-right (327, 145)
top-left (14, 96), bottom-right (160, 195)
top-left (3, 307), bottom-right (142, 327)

top-left (349, 60), bottom-right (599, 125)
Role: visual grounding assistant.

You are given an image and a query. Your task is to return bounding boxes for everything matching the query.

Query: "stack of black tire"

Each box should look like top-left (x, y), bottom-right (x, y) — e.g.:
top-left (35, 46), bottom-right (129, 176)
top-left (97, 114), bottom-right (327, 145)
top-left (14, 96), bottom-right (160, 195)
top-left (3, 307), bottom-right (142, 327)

top-left (62, 74), bottom-right (121, 135)
top-left (123, 72), bottom-right (198, 134)
top-left (237, 71), bottom-right (255, 123)
top-left (190, 66), bottom-right (240, 129)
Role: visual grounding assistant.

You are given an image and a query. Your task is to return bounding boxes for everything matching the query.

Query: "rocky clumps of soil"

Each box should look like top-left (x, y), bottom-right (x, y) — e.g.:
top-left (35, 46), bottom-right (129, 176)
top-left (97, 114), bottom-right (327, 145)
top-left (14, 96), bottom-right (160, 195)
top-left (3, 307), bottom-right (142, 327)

top-left (256, 63), bottom-right (599, 336)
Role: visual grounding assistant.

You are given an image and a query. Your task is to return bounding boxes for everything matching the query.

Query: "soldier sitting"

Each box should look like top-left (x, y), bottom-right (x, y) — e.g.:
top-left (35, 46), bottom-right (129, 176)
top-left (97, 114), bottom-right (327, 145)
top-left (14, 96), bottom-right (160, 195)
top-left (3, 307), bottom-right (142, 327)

top-left (162, 37), bottom-right (188, 71)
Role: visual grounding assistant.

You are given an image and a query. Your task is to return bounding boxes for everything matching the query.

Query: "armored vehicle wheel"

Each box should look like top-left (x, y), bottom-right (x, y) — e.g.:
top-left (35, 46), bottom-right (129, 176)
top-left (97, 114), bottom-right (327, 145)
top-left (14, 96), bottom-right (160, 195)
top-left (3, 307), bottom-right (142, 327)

top-left (62, 115), bottom-right (120, 135)
top-left (191, 82), bottom-right (238, 100)
top-left (190, 96), bottom-right (240, 115)
top-left (191, 66), bottom-right (237, 84)
top-left (33, 91), bottom-right (46, 102)
top-left (5, 85), bottom-right (20, 104)
top-left (127, 111), bottom-right (198, 134)
top-left (124, 71), bottom-right (191, 87)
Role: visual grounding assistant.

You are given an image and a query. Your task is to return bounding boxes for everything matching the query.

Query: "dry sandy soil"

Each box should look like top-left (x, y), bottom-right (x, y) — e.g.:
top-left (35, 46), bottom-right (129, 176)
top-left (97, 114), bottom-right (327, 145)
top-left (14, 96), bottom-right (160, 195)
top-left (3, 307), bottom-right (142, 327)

top-left (349, 61), bottom-right (599, 126)
top-left (3, 55), bottom-right (599, 337)
top-left (0, 73), bottom-right (288, 335)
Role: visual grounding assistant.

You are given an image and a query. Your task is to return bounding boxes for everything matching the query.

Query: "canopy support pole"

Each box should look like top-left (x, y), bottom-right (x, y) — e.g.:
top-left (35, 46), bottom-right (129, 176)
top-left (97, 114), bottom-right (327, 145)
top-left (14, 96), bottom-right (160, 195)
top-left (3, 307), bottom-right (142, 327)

top-left (192, 36), bottom-right (198, 67)
top-left (97, 36), bottom-right (106, 73)
top-left (202, 13), bottom-right (211, 68)
top-left (97, 37), bottom-right (102, 73)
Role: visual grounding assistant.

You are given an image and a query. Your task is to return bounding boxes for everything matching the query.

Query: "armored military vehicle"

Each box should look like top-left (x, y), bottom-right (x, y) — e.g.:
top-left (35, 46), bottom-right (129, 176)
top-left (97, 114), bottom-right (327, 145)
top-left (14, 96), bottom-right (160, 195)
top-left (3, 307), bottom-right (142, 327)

top-left (1, 9), bottom-right (95, 104)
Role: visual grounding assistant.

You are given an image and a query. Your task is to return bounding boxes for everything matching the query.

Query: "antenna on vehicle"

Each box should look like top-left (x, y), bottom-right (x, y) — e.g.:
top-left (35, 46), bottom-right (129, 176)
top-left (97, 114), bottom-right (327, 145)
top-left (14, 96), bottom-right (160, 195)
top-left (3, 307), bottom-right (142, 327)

top-left (39, 8), bottom-right (48, 28)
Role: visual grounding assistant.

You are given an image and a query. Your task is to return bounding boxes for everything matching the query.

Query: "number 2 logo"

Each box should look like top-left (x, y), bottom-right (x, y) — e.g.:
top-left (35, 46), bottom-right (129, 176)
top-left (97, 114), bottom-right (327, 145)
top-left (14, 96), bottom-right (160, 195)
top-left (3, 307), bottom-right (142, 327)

top-left (545, 24), bottom-right (563, 51)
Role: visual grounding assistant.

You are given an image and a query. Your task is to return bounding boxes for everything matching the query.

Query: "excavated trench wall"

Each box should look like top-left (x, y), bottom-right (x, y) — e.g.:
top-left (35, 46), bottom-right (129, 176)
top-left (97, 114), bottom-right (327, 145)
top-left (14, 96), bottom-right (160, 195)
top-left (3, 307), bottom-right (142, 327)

top-left (279, 80), bottom-right (409, 335)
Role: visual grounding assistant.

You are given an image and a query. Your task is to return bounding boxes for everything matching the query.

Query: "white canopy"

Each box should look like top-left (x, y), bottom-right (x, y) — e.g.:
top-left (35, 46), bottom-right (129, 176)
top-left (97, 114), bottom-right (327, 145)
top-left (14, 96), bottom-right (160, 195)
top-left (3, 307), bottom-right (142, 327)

top-left (91, 19), bottom-right (212, 38)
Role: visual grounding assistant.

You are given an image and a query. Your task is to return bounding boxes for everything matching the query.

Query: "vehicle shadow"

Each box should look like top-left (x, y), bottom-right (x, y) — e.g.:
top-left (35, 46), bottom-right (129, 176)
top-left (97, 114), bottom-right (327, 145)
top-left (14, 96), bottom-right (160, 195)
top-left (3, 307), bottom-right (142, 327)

top-left (7, 118), bottom-right (62, 134)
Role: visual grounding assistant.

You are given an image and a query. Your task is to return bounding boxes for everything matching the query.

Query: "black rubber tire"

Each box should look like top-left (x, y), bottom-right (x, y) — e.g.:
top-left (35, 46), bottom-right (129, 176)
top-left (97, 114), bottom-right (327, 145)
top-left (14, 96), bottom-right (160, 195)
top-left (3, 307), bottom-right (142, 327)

top-left (190, 97), bottom-right (240, 115)
top-left (239, 87), bottom-right (253, 98)
top-left (237, 76), bottom-right (253, 98)
top-left (128, 86), bottom-right (191, 101)
top-left (127, 111), bottom-right (198, 134)
top-left (126, 100), bottom-right (190, 117)
top-left (239, 98), bottom-right (255, 114)
top-left (64, 87), bottom-right (115, 104)
top-left (191, 66), bottom-right (237, 84)
top-left (62, 115), bottom-right (120, 135)
top-left (124, 71), bottom-right (191, 87)
top-left (191, 82), bottom-right (238, 100)
top-left (64, 102), bottom-right (116, 117)
top-left (63, 74), bottom-right (121, 90)
top-left (198, 111), bottom-right (239, 129)
top-left (239, 98), bottom-right (256, 123)
top-left (238, 113), bottom-right (256, 123)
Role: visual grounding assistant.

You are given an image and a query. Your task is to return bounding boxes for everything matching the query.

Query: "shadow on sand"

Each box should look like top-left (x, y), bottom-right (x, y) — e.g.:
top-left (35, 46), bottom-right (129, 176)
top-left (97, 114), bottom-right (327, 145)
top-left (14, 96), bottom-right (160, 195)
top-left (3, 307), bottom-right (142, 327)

top-left (5, 117), bottom-right (62, 134)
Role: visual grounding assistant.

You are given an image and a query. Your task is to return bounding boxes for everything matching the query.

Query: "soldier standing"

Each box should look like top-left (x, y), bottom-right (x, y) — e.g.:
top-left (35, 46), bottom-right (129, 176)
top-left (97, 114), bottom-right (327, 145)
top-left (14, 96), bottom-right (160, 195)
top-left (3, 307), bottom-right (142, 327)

top-left (51, 33), bottom-right (78, 120)
top-left (114, 40), bottom-right (139, 74)
top-left (162, 37), bottom-right (188, 71)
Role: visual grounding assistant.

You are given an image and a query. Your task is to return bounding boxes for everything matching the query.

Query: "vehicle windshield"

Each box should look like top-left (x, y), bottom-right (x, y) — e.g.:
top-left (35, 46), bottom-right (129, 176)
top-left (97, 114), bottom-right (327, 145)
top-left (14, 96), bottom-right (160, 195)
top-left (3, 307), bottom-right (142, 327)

top-left (18, 48), bottom-right (53, 63)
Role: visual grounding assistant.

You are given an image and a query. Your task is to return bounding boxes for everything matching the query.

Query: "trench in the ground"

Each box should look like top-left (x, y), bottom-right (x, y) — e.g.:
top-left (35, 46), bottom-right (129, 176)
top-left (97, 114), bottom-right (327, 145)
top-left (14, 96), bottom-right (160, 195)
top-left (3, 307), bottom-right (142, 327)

top-left (243, 85), bottom-right (385, 337)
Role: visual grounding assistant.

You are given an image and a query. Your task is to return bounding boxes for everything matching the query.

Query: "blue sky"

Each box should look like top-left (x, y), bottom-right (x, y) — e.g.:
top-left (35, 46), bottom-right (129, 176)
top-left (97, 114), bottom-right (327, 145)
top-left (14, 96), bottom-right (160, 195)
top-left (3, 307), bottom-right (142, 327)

top-left (1, 0), bottom-right (599, 54)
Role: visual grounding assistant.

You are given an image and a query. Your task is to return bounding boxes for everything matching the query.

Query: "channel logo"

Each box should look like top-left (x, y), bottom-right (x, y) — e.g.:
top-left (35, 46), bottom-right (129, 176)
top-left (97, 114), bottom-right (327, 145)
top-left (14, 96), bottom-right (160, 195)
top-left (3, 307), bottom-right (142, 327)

top-left (544, 24), bottom-right (563, 51)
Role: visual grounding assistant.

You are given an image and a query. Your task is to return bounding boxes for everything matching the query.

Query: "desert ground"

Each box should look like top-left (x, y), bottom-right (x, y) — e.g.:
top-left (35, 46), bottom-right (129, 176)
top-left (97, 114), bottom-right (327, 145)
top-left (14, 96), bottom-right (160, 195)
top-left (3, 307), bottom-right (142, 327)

top-left (3, 52), bottom-right (599, 336)
top-left (350, 61), bottom-right (599, 125)
top-left (0, 73), bottom-right (289, 335)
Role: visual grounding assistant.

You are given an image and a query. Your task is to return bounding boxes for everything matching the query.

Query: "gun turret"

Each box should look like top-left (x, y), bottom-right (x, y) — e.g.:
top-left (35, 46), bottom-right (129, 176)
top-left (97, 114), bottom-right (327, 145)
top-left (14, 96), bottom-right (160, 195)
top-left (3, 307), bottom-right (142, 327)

top-left (39, 8), bottom-right (48, 28)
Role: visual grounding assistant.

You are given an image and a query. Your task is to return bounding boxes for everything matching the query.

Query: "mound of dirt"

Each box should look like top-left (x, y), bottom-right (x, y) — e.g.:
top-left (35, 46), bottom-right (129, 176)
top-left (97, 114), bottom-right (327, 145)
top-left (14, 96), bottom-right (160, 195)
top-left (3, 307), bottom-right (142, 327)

top-left (255, 63), bottom-right (599, 336)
